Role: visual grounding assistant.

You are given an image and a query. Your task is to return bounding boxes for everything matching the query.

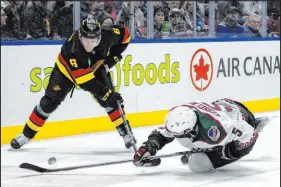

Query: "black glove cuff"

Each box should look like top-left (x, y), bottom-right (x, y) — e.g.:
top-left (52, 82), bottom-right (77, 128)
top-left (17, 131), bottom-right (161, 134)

top-left (148, 133), bottom-right (170, 150)
top-left (143, 140), bottom-right (159, 156)
top-left (222, 142), bottom-right (239, 160)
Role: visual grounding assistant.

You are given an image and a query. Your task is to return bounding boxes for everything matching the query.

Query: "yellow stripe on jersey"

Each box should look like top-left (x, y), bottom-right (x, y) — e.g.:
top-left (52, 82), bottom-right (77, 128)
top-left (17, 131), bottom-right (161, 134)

top-left (26, 120), bottom-right (42, 131)
top-left (122, 35), bottom-right (131, 44)
top-left (92, 59), bottom-right (105, 73)
top-left (75, 72), bottom-right (95, 84)
top-left (55, 56), bottom-right (76, 84)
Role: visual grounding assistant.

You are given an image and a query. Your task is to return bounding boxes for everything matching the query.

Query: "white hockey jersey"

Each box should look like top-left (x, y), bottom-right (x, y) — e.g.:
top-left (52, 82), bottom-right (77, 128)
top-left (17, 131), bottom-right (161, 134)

top-left (154, 99), bottom-right (259, 151)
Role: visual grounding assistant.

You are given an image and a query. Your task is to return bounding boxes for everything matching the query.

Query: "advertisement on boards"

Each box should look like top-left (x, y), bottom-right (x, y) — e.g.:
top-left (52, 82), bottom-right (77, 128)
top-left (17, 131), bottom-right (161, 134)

top-left (1, 40), bottom-right (280, 127)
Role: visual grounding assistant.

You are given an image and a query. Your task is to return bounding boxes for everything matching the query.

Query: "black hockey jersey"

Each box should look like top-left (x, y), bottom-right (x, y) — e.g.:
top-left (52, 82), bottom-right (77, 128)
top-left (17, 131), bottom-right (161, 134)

top-left (55, 24), bottom-right (130, 85)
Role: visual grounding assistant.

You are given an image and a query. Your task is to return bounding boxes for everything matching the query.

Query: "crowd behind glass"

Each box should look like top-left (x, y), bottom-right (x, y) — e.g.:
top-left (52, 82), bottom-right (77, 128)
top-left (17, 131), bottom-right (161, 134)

top-left (1, 1), bottom-right (280, 41)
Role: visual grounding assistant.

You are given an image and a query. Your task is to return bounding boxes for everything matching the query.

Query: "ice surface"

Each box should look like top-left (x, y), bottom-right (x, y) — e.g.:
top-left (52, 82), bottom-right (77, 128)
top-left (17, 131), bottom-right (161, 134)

top-left (1, 111), bottom-right (280, 187)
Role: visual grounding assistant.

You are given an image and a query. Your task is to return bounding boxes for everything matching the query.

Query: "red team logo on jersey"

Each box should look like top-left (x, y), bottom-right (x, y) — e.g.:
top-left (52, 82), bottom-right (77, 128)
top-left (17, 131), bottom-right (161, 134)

top-left (190, 49), bottom-right (214, 91)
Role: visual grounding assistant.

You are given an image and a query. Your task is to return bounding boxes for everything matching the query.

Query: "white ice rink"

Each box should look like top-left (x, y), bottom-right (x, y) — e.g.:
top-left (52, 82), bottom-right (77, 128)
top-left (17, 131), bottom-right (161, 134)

top-left (1, 111), bottom-right (280, 187)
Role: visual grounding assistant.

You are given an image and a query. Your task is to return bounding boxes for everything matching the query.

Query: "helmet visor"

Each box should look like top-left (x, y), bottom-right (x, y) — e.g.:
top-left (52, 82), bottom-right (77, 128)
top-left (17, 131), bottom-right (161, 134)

top-left (80, 35), bottom-right (101, 52)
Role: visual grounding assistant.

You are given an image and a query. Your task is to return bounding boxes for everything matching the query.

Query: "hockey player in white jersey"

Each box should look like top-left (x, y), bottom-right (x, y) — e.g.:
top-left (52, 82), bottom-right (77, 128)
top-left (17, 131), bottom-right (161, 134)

top-left (133, 98), bottom-right (273, 172)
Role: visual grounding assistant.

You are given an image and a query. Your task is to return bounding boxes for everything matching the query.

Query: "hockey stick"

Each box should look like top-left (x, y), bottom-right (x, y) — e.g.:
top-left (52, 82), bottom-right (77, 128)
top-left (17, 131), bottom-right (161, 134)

top-left (117, 100), bottom-right (137, 152)
top-left (104, 64), bottom-right (137, 152)
top-left (19, 147), bottom-right (219, 173)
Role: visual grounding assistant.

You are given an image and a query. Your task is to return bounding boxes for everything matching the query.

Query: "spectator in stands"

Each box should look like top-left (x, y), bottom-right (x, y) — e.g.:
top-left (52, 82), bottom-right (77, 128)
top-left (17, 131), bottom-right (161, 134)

top-left (243, 14), bottom-right (262, 37)
top-left (1, 6), bottom-right (7, 26)
top-left (1, 6), bottom-right (17, 40)
top-left (167, 8), bottom-right (193, 38)
top-left (242, 1), bottom-right (262, 16)
top-left (81, 1), bottom-right (93, 20)
top-left (168, 8), bottom-right (184, 34)
top-left (50, 1), bottom-right (73, 40)
top-left (115, 2), bottom-right (130, 26)
top-left (164, 1), bottom-right (180, 21)
top-left (168, 1), bottom-right (181, 10)
top-left (267, 8), bottom-right (280, 37)
top-left (217, 1), bottom-right (232, 23)
top-left (154, 1), bottom-right (163, 8)
top-left (268, 0), bottom-right (280, 15)
top-left (133, 1), bottom-right (145, 30)
top-left (4, 1), bottom-right (32, 40)
top-left (104, 0), bottom-right (117, 20)
top-left (138, 1), bottom-right (147, 27)
top-left (115, 1), bottom-right (145, 39)
top-left (216, 6), bottom-right (244, 38)
top-left (1, 1), bottom-right (10, 9)
top-left (185, 1), bottom-right (208, 32)
top-left (88, 1), bottom-right (114, 28)
top-left (154, 6), bottom-right (164, 39)
top-left (217, 1), bottom-right (243, 23)
top-left (90, 1), bottom-right (105, 12)
top-left (114, 1), bottom-right (123, 14)
top-left (24, 1), bottom-right (51, 40)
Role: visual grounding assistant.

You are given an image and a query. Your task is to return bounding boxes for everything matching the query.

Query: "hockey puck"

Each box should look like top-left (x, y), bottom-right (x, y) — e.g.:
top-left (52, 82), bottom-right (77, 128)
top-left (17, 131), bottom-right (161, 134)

top-left (48, 157), bottom-right (56, 165)
top-left (180, 155), bottom-right (189, 165)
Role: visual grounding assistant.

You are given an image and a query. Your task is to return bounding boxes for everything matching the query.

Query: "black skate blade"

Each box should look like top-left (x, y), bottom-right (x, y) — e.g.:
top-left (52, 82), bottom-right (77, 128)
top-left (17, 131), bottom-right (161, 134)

top-left (20, 163), bottom-right (48, 172)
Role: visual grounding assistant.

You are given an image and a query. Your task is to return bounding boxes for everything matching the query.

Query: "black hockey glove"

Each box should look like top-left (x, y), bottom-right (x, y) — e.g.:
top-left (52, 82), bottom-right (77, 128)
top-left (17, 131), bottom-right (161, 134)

top-left (216, 141), bottom-right (239, 160)
top-left (99, 87), bottom-right (123, 110)
top-left (133, 140), bottom-right (161, 167)
top-left (104, 54), bottom-right (122, 69)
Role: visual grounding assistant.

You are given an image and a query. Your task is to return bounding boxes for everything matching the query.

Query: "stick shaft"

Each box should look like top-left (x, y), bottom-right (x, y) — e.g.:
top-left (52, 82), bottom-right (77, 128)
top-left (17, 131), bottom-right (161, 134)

top-left (117, 100), bottom-right (137, 152)
top-left (19, 147), bottom-right (219, 173)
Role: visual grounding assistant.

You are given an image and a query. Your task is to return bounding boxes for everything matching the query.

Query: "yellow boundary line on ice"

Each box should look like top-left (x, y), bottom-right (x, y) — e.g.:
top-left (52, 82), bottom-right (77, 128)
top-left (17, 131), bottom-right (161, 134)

top-left (1, 98), bottom-right (280, 145)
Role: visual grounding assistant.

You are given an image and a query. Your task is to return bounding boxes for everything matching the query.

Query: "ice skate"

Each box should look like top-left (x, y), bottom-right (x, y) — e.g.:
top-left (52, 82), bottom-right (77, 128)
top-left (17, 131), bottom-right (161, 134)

top-left (116, 122), bottom-right (137, 149)
top-left (10, 134), bottom-right (30, 149)
top-left (123, 134), bottom-right (137, 149)
top-left (255, 116), bottom-right (276, 133)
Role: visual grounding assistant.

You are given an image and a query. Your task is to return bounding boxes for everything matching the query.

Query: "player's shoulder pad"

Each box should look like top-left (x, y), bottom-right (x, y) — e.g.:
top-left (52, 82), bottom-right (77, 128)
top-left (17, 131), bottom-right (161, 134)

top-left (110, 24), bottom-right (131, 44)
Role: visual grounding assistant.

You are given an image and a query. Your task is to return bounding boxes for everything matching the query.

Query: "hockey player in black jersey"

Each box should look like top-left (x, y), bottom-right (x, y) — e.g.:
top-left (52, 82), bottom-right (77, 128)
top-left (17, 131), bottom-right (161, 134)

top-left (10, 13), bottom-right (136, 150)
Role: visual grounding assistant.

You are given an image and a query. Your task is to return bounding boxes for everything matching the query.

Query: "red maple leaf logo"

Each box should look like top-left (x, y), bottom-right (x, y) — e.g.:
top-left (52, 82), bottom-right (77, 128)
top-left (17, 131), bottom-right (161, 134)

top-left (193, 55), bottom-right (209, 81)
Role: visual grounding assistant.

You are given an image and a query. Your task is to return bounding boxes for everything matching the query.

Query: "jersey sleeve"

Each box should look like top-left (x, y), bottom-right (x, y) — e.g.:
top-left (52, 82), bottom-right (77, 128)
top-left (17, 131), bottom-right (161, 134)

top-left (112, 24), bottom-right (131, 45)
top-left (104, 25), bottom-right (131, 69)
top-left (109, 25), bottom-right (131, 55)
top-left (147, 126), bottom-right (175, 150)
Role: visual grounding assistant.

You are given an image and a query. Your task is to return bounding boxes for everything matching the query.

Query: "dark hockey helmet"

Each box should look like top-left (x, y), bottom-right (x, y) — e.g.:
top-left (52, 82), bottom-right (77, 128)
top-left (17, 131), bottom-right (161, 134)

top-left (80, 13), bottom-right (102, 39)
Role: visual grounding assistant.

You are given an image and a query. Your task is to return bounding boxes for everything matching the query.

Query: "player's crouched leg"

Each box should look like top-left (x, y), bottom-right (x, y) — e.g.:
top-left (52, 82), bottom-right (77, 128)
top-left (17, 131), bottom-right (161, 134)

top-left (11, 66), bottom-right (73, 149)
top-left (184, 153), bottom-right (214, 173)
top-left (10, 95), bottom-right (62, 149)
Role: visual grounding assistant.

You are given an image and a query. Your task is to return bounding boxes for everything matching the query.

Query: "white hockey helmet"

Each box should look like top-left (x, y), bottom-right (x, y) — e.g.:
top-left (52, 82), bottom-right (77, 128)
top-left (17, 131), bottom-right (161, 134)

top-left (165, 106), bottom-right (198, 139)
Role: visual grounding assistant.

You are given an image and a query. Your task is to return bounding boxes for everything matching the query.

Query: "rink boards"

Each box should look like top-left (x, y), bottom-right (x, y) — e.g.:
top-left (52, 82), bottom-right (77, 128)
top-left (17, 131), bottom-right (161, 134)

top-left (1, 38), bottom-right (280, 144)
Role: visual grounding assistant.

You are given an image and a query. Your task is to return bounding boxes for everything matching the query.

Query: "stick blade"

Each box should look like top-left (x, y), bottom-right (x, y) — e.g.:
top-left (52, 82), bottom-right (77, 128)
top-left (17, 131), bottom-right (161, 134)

top-left (19, 163), bottom-right (48, 173)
